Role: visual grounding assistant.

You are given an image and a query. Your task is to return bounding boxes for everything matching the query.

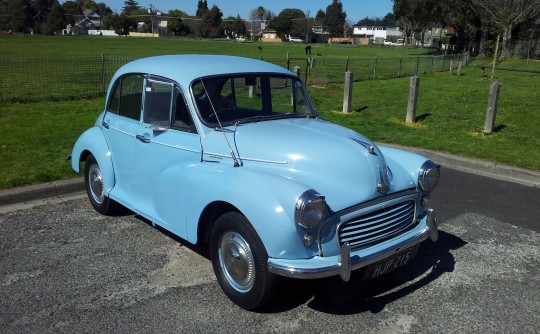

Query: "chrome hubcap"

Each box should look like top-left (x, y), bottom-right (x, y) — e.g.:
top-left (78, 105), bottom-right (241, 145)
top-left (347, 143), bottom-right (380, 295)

top-left (218, 231), bottom-right (255, 293)
top-left (88, 164), bottom-right (105, 205)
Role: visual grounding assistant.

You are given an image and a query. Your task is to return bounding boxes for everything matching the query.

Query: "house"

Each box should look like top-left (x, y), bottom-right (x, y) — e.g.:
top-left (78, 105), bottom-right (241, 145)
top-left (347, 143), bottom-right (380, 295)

top-left (260, 29), bottom-right (282, 42)
top-left (79, 9), bottom-right (101, 29)
top-left (353, 20), bottom-right (402, 45)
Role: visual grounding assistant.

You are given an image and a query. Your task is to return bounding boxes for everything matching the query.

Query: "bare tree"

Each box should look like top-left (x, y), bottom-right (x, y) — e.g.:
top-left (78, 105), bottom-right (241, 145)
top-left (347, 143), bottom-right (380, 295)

top-left (470, 0), bottom-right (540, 78)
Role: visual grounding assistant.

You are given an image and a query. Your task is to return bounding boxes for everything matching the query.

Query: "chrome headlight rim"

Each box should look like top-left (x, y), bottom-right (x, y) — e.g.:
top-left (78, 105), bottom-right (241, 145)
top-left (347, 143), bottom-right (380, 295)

top-left (419, 161), bottom-right (441, 191)
top-left (294, 189), bottom-right (327, 229)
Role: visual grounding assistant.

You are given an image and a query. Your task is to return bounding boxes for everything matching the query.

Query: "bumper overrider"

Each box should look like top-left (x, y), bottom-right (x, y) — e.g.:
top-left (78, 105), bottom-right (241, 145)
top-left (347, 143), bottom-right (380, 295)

top-left (268, 209), bottom-right (439, 282)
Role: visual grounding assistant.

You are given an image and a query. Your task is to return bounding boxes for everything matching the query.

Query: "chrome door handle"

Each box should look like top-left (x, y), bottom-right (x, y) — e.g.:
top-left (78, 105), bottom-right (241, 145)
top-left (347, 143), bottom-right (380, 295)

top-left (136, 135), bottom-right (151, 143)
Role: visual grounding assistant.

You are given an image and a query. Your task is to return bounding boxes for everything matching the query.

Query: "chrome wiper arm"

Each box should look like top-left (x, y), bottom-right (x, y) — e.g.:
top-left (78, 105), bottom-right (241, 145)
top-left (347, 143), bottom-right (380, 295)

top-left (235, 115), bottom-right (273, 126)
top-left (200, 79), bottom-right (240, 167)
top-left (235, 113), bottom-right (308, 126)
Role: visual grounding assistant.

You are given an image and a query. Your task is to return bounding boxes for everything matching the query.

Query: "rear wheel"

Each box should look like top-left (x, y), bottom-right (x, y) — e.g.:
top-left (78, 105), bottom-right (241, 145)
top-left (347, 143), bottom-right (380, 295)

top-left (84, 154), bottom-right (120, 215)
top-left (210, 212), bottom-right (279, 310)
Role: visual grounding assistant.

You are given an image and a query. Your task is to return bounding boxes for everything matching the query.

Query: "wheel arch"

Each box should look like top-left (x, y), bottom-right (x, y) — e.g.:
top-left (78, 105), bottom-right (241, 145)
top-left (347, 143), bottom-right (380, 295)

top-left (197, 200), bottom-right (240, 246)
top-left (71, 126), bottom-right (116, 195)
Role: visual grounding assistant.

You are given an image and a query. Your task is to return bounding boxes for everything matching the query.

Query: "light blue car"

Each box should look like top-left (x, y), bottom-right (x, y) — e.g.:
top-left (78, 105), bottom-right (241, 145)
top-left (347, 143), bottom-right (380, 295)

top-left (71, 55), bottom-right (440, 310)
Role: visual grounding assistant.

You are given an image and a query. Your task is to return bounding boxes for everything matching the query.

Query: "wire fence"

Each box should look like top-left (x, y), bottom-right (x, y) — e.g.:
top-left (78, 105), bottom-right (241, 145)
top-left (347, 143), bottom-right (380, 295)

top-left (0, 54), bottom-right (468, 103)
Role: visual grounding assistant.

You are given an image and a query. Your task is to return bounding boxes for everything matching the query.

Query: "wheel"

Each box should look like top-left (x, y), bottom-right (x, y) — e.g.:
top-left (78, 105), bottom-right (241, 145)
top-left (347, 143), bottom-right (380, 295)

top-left (84, 154), bottom-right (120, 215)
top-left (210, 212), bottom-right (279, 310)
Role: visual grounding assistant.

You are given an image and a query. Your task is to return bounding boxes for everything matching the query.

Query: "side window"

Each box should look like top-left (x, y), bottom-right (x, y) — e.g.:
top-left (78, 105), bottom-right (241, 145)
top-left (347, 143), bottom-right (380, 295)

top-left (172, 86), bottom-right (196, 133)
top-left (144, 80), bottom-right (173, 126)
top-left (107, 74), bottom-right (144, 120)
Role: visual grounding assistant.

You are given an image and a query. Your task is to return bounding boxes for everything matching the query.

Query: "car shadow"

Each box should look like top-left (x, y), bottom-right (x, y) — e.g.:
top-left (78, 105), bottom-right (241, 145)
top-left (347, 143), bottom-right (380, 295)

top-left (262, 230), bottom-right (466, 314)
top-left (132, 214), bottom-right (466, 315)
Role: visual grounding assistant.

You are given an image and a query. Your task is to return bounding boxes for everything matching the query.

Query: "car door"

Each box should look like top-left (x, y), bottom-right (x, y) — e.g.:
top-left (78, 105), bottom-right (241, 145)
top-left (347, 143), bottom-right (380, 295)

top-left (133, 78), bottom-right (202, 237)
top-left (101, 74), bottom-right (144, 200)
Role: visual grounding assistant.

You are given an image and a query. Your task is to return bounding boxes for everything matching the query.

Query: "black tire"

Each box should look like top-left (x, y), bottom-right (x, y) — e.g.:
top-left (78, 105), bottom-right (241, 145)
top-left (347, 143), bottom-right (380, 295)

top-left (84, 154), bottom-right (120, 215)
top-left (210, 212), bottom-right (279, 310)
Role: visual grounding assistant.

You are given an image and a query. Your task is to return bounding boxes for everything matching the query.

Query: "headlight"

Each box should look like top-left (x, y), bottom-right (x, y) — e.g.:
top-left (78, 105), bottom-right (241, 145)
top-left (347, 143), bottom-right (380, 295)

top-left (295, 189), bottom-right (327, 228)
top-left (418, 161), bottom-right (441, 191)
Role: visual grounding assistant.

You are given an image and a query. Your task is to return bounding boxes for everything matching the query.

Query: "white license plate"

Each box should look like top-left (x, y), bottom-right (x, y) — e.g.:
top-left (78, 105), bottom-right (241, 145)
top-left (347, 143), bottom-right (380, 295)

top-left (364, 245), bottom-right (419, 279)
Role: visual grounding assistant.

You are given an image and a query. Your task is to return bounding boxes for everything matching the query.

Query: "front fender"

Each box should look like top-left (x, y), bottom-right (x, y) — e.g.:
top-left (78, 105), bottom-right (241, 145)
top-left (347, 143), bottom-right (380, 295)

top-left (185, 163), bottom-right (317, 259)
top-left (71, 126), bottom-right (115, 195)
top-left (378, 145), bottom-right (430, 190)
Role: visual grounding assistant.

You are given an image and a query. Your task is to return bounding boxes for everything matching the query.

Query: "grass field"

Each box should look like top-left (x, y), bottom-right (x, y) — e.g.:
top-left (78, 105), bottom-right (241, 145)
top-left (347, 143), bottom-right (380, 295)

top-left (0, 35), bottom-right (539, 189)
top-left (1, 35), bottom-right (434, 58)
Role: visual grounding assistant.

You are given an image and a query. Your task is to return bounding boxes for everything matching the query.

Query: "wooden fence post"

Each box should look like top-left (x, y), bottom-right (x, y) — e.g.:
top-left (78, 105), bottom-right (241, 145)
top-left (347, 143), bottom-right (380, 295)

top-left (406, 75), bottom-right (420, 123)
top-left (101, 53), bottom-right (105, 94)
top-left (343, 70), bottom-right (353, 113)
top-left (484, 81), bottom-right (500, 134)
top-left (458, 61), bottom-right (463, 76)
top-left (293, 66), bottom-right (301, 78)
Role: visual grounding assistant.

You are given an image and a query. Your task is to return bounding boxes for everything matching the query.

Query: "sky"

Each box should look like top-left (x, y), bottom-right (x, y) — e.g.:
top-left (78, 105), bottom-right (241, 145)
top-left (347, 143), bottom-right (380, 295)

top-left (98, 0), bottom-right (394, 23)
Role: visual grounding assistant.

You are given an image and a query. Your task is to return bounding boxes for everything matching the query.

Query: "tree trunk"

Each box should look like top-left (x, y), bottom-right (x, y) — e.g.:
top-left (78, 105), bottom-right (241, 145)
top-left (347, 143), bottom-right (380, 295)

top-left (491, 33), bottom-right (500, 80)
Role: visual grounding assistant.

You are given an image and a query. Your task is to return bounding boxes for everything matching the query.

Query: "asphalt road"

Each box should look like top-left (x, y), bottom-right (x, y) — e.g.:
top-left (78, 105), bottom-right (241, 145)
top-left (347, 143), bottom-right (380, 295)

top-left (1, 168), bottom-right (539, 333)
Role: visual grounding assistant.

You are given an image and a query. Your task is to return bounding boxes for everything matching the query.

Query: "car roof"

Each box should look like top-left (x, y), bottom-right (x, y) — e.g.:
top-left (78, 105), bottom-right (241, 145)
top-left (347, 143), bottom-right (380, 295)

top-left (112, 55), bottom-right (294, 87)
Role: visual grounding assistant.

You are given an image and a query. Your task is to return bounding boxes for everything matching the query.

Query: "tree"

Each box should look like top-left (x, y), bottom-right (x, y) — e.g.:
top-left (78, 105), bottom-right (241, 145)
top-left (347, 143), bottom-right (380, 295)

top-left (221, 15), bottom-right (246, 38)
top-left (6, 0), bottom-right (34, 32)
top-left (470, 0), bottom-right (540, 47)
top-left (315, 9), bottom-right (325, 20)
top-left (61, 1), bottom-right (83, 25)
top-left (199, 4), bottom-right (222, 38)
top-left (270, 8), bottom-right (305, 39)
top-left (94, 2), bottom-right (112, 16)
top-left (167, 11), bottom-right (190, 36)
top-left (437, 0), bottom-right (478, 52)
top-left (45, 0), bottom-right (65, 34)
top-left (393, 0), bottom-right (438, 45)
top-left (106, 13), bottom-right (130, 35)
top-left (383, 12), bottom-right (397, 26)
top-left (470, 0), bottom-right (540, 78)
top-left (122, 0), bottom-right (139, 16)
top-left (323, 0), bottom-right (347, 37)
top-left (196, 0), bottom-right (208, 17)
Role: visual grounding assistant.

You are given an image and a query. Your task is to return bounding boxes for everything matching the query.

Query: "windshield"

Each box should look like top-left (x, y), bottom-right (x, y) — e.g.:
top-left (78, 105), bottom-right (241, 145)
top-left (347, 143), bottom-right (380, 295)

top-left (191, 74), bottom-right (316, 126)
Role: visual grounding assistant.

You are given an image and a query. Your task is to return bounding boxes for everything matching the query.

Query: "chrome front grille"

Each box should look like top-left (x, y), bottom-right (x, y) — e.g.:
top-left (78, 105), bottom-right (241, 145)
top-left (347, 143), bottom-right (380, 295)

top-left (337, 200), bottom-right (417, 249)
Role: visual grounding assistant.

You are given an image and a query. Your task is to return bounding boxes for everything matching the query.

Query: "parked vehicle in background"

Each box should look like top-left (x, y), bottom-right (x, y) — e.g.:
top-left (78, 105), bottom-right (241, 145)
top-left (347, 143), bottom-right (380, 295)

top-left (288, 37), bottom-right (304, 43)
top-left (396, 38), bottom-right (405, 46)
top-left (70, 55), bottom-right (441, 310)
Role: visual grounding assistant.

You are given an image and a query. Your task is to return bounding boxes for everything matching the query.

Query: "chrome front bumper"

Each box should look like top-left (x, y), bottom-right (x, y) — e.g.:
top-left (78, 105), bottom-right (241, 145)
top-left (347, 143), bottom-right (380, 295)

top-left (267, 209), bottom-right (439, 282)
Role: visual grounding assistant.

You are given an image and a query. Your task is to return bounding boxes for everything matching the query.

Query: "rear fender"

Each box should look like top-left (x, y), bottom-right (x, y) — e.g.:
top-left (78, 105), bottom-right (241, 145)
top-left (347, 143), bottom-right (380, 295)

top-left (71, 126), bottom-right (115, 195)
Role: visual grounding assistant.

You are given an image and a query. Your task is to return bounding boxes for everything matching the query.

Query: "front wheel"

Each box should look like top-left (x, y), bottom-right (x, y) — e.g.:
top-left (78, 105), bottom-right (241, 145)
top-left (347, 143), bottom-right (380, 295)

top-left (210, 212), bottom-right (279, 310)
top-left (84, 154), bottom-right (120, 215)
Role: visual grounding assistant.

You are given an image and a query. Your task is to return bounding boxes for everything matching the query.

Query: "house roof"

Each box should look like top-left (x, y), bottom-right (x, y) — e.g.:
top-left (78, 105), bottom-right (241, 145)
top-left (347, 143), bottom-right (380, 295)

top-left (83, 9), bottom-right (99, 18)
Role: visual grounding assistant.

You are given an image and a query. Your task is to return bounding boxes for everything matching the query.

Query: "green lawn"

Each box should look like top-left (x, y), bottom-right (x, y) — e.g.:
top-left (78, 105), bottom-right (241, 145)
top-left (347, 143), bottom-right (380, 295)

top-left (0, 35), bottom-right (434, 58)
top-left (0, 36), bottom-right (538, 189)
top-left (315, 66), bottom-right (540, 171)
